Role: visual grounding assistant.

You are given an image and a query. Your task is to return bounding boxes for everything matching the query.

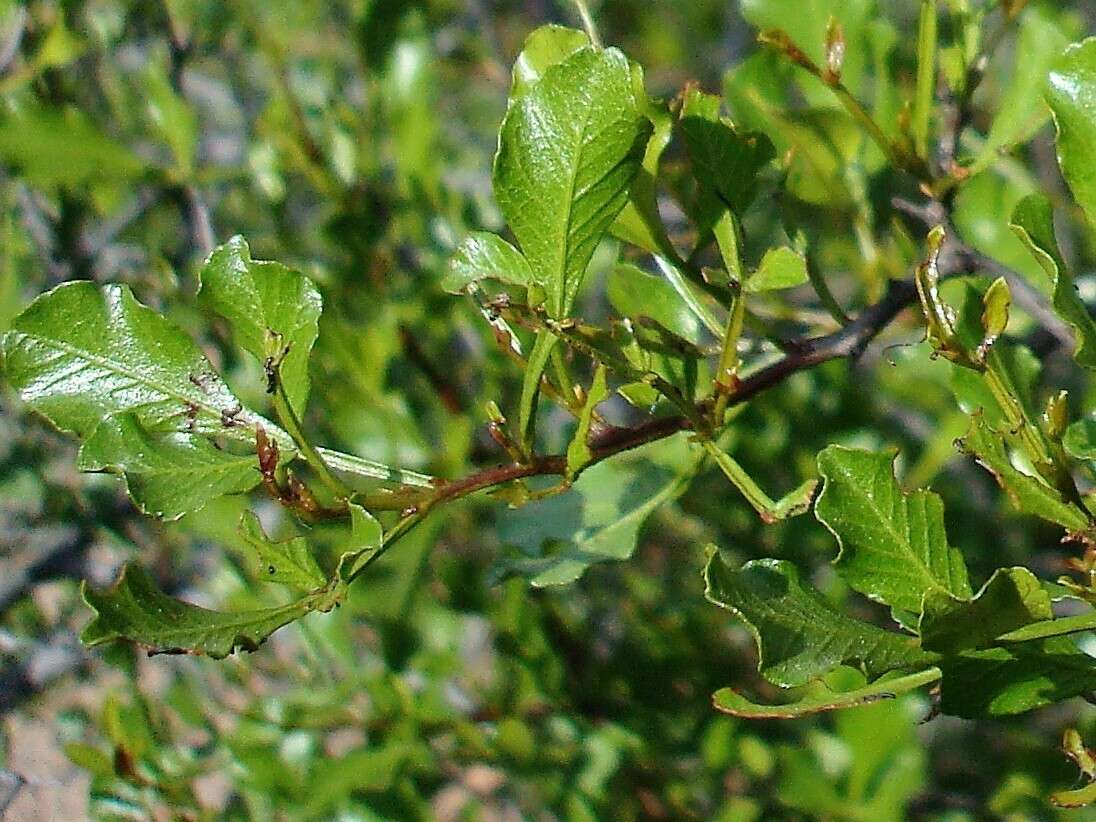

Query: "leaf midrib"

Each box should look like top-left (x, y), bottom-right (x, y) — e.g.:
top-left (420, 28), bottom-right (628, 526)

top-left (11, 329), bottom-right (236, 426)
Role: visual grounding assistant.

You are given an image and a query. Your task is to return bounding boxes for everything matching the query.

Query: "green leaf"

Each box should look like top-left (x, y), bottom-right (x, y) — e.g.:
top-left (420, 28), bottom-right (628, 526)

top-left (919, 567), bottom-right (1053, 654)
top-left (678, 87), bottom-right (775, 219)
top-left (442, 232), bottom-right (533, 293)
top-left (939, 636), bottom-right (1096, 718)
top-left (2, 281), bottom-right (287, 448)
top-left (493, 45), bottom-right (652, 317)
top-left (612, 100), bottom-right (675, 256)
top-left (746, 247), bottom-right (810, 294)
top-left (1047, 37), bottom-right (1096, 228)
top-left (1009, 194), bottom-right (1096, 370)
top-left (815, 446), bottom-right (972, 616)
top-left (334, 503), bottom-right (385, 581)
top-left (198, 236), bottom-right (323, 415)
top-left (978, 277), bottom-right (1010, 360)
top-left (959, 411), bottom-right (1089, 531)
top-left (978, 7), bottom-right (1070, 167)
top-left (510, 24), bottom-right (590, 98)
top-left (565, 363), bottom-right (609, 480)
top-left (143, 61), bottom-right (199, 175)
top-left (1065, 416), bottom-right (1096, 463)
top-left (496, 435), bottom-right (700, 586)
top-left (712, 667), bottom-right (941, 719)
top-left (740, 0), bottom-right (875, 96)
top-left (0, 104), bottom-right (146, 189)
top-left (950, 339), bottom-right (1041, 430)
top-left (517, 330), bottom-right (558, 455)
top-left (81, 563), bottom-right (336, 658)
top-left (997, 611), bottom-right (1096, 644)
top-left (607, 263), bottom-right (703, 345)
top-left (704, 553), bottom-right (938, 689)
top-left (239, 511), bottom-right (326, 591)
top-left (77, 412), bottom-right (261, 521)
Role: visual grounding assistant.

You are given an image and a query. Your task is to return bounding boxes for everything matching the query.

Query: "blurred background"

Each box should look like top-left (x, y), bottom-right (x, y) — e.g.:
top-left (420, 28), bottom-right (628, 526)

top-left (2, 0), bottom-right (1096, 818)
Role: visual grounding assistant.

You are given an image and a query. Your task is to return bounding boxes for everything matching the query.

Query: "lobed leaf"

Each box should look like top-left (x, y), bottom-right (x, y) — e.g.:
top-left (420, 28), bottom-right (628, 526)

top-left (959, 412), bottom-right (1089, 532)
top-left (2, 281), bottom-right (288, 448)
top-left (712, 667), bottom-right (941, 719)
top-left (919, 567), bottom-right (1053, 654)
top-left (704, 553), bottom-right (937, 688)
top-left (815, 446), bottom-right (971, 617)
top-left (77, 412), bottom-right (261, 521)
top-left (81, 564), bottom-right (337, 659)
top-left (198, 236), bottom-right (323, 415)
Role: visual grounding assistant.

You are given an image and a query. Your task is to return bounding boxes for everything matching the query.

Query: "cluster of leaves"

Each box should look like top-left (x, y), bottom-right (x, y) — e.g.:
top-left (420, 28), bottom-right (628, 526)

top-left (5, 0), bottom-right (1096, 817)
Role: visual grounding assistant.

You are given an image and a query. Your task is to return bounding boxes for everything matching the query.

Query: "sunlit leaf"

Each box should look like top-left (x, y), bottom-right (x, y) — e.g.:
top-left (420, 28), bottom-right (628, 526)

top-left (494, 44), bottom-right (652, 317)
top-left (1047, 37), bottom-right (1096, 227)
top-left (443, 231), bottom-right (533, 293)
top-left (2, 281), bottom-right (289, 448)
top-left (815, 446), bottom-right (971, 617)
top-left (198, 236), bottom-right (323, 415)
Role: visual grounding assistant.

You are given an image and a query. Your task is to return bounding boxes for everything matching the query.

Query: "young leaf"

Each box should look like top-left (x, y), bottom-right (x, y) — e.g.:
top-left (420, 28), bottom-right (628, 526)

top-left (1051, 730), bottom-right (1096, 809)
top-left (2, 281), bottom-right (288, 448)
top-left (1046, 38), bottom-right (1096, 228)
top-left (746, 247), bottom-right (810, 294)
top-left (198, 236), bottom-right (323, 415)
top-left (77, 412), bottom-right (261, 521)
top-left (703, 553), bottom-right (938, 689)
top-left (442, 232), bottom-right (533, 293)
top-left (1009, 195), bottom-right (1096, 370)
top-left (959, 411), bottom-right (1090, 532)
top-left (496, 436), bottom-right (700, 586)
top-left (493, 45), bottom-right (652, 317)
top-left (919, 567), bottom-right (1054, 654)
top-left (565, 363), bottom-right (609, 480)
top-left (239, 511), bottom-right (326, 591)
top-left (81, 564), bottom-right (337, 658)
top-left (712, 667), bottom-right (941, 719)
top-left (939, 636), bottom-right (1096, 718)
top-left (815, 446), bottom-right (972, 616)
top-left (510, 24), bottom-right (590, 97)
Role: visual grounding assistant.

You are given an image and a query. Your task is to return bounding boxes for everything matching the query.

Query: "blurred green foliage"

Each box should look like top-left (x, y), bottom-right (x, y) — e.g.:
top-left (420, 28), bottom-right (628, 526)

top-left (1, 0), bottom-right (1096, 819)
